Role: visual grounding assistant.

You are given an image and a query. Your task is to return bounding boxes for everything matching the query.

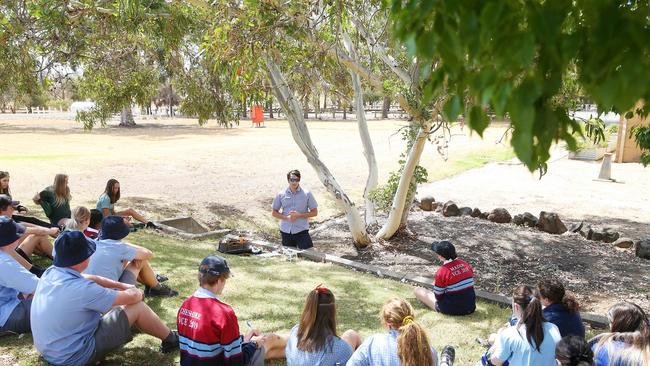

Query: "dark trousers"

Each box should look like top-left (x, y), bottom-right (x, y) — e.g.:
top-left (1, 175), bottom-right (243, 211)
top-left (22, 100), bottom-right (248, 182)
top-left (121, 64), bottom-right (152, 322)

top-left (12, 214), bottom-right (57, 228)
top-left (280, 230), bottom-right (313, 249)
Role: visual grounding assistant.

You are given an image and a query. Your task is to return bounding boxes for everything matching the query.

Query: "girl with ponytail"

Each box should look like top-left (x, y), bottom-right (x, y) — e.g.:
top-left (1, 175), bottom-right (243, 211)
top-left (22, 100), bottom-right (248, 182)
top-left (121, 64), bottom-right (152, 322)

top-left (347, 297), bottom-right (439, 366)
top-left (490, 285), bottom-right (562, 366)
top-left (592, 302), bottom-right (650, 366)
top-left (285, 285), bottom-right (360, 365)
top-left (538, 279), bottom-right (585, 337)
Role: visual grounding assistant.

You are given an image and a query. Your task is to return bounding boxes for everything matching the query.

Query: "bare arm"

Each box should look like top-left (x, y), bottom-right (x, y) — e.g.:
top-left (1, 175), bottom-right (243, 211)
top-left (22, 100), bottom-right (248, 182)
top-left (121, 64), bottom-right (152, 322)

top-left (113, 287), bottom-right (144, 306)
top-left (24, 226), bottom-right (59, 237)
top-left (125, 242), bottom-right (153, 260)
top-left (292, 208), bottom-right (318, 219)
top-left (272, 209), bottom-right (288, 221)
top-left (83, 273), bottom-right (132, 290)
top-left (101, 208), bottom-right (111, 217)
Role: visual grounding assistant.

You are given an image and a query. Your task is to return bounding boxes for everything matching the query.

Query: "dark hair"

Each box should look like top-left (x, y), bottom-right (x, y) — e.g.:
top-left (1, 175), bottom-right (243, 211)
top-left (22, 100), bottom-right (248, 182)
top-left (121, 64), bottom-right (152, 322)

top-left (0, 171), bottom-right (10, 196)
top-left (538, 278), bottom-right (580, 313)
top-left (432, 241), bottom-right (457, 260)
top-left (104, 179), bottom-right (120, 204)
top-left (297, 288), bottom-right (337, 352)
top-left (198, 271), bottom-right (230, 287)
top-left (514, 285), bottom-right (545, 351)
top-left (89, 209), bottom-right (103, 229)
top-left (595, 302), bottom-right (650, 365)
top-left (287, 170), bottom-right (301, 181)
top-left (556, 336), bottom-right (593, 366)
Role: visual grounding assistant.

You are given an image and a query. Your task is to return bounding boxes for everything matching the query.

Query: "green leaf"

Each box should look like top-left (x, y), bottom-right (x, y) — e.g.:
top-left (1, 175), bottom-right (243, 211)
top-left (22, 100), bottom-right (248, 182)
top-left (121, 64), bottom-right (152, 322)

top-left (443, 95), bottom-right (462, 122)
top-left (468, 105), bottom-right (489, 136)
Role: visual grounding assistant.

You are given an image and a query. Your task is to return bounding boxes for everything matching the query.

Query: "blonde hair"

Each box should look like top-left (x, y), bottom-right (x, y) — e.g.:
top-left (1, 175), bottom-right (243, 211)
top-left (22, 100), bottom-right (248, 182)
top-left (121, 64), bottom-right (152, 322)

top-left (53, 174), bottom-right (71, 207)
top-left (381, 297), bottom-right (434, 366)
top-left (66, 206), bottom-right (90, 231)
top-left (594, 302), bottom-right (650, 365)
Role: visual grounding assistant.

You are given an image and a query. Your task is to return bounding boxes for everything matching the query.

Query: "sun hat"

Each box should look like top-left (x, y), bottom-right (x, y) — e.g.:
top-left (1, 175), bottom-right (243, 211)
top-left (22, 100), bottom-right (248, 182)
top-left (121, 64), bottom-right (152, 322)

top-left (53, 230), bottom-right (97, 267)
top-left (98, 215), bottom-right (131, 240)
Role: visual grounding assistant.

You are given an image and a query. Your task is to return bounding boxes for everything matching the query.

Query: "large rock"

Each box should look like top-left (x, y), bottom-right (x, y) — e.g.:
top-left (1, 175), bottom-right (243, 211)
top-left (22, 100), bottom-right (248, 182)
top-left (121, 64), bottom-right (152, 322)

top-left (613, 237), bottom-right (634, 249)
top-left (512, 214), bottom-right (524, 226)
top-left (522, 212), bottom-right (538, 228)
top-left (536, 211), bottom-right (567, 234)
top-left (471, 208), bottom-right (482, 218)
top-left (479, 211), bottom-right (490, 220)
top-left (602, 229), bottom-right (620, 243)
top-left (636, 238), bottom-right (650, 259)
top-left (488, 208), bottom-right (512, 223)
top-left (591, 231), bottom-right (604, 241)
top-left (419, 196), bottom-right (436, 211)
top-left (459, 207), bottom-right (473, 216)
top-left (442, 201), bottom-right (460, 217)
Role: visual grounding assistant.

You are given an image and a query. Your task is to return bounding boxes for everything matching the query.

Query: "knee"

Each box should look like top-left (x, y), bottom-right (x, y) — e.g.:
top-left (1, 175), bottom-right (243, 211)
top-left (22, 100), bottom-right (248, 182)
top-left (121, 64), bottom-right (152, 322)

top-left (414, 287), bottom-right (426, 298)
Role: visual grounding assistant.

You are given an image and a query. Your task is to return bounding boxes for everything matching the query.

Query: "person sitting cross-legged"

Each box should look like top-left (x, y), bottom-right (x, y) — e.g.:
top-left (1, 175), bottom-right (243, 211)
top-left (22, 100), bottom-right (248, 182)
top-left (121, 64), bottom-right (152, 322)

top-left (177, 255), bottom-right (288, 366)
top-left (84, 215), bottom-right (177, 296)
top-left (30, 230), bottom-right (179, 366)
top-left (414, 240), bottom-right (476, 316)
top-left (0, 217), bottom-right (39, 337)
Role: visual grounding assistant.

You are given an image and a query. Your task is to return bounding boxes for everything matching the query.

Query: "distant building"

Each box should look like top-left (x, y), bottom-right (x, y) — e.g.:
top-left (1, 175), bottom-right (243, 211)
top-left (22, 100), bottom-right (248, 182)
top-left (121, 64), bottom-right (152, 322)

top-left (615, 101), bottom-right (647, 163)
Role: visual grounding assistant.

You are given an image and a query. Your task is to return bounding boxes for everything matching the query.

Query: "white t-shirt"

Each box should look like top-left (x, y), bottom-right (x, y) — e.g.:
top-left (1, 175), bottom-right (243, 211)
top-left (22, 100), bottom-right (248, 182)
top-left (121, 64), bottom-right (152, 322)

top-left (493, 322), bottom-right (561, 366)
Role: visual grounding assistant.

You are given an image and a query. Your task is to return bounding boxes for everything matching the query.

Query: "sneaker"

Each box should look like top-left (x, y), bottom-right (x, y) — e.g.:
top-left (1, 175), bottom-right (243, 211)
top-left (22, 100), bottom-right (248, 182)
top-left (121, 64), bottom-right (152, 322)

top-left (160, 330), bottom-right (179, 353)
top-left (133, 223), bottom-right (145, 229)
top-left (440, 345), bottom-right (455, 366)
top-left (145, 284), bottom-right (178, 297)
top-left (155, 273), bottom-right (169, 283)
top-left (145, 221), bottom-right (161, 230)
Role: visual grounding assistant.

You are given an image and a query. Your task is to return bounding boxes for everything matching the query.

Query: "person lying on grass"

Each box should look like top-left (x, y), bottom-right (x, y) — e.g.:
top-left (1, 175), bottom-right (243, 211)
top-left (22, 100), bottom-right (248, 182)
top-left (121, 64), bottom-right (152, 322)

top-left (0, 217), bottom-right (39, 337)
top-left (177, 255), bottom-right (287, 366)
top-left (84, 215), bottom-right (177, 297)
top-left (414, 240), bottom-right (476, 316)
top-left (97, 178), bottom-right (160, 229)
top-left (285, 285), bottom-right (361, 366)
top-left (31, 230), bottom-right (179, 366)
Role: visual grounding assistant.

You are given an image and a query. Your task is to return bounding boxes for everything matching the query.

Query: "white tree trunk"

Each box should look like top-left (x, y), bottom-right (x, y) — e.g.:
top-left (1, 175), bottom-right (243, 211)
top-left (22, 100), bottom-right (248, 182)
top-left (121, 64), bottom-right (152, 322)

top-left (343, 33), bottom-right (378, 226)
top-left (119, 106), bottom-right (136, 127)
top-left (263, 54), bottom-right (371, 247)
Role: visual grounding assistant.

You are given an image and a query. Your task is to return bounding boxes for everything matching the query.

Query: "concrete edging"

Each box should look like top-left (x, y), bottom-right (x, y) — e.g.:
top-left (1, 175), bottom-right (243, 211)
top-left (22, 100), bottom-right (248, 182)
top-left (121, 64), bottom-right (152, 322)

top-left (248, 239), bottom-right (609, 329)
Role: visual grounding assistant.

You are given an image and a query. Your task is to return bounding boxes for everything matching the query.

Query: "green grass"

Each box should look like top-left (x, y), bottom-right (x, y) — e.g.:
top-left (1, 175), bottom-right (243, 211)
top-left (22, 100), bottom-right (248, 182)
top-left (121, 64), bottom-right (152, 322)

top-left (2, 231), bottom-right (513, 366)
top-left (427, 147), bottom-right (516, 181)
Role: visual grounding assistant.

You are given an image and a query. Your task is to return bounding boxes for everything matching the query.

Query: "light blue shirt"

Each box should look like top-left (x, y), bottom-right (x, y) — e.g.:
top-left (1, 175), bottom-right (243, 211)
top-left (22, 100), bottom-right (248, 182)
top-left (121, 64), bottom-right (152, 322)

top-left (347, 330), bottom-right (438, 366)
top-left (84, 239), bottom-right (138, 281)
top-left (592, 340), bottom-right (627, 366)
top-left (272, 186), bottom-right (318, 234)
top-left (0, 251), bottom-right (38, 327)
top-left (31, 266), bottom-right (117, 366)
top-left (286, 325), bottom-right (353, 366)
top-left (96, 193), bottom-right (114, 215)
top-left (493, 322), bottom-right (561, 366)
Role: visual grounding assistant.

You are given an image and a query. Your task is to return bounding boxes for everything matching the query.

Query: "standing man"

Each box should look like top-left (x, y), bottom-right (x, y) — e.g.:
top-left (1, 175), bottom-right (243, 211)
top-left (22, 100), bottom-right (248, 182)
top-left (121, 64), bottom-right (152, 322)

top-left (271, 170), bottom-right (318, 250)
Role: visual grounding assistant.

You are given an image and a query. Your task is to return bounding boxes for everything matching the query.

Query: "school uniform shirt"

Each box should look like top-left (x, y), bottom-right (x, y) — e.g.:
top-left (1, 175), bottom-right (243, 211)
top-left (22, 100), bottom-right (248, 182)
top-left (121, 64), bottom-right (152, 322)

top-left (592, 340), bottom-right (629, 366)
top-left (84, 239), bottom-right (138, 281)
top-left (432, 258), bottom-right (476, 315)
top-left (543, 303), bottom-right (585, 337)
top-left (272, 186), bottom-right (318, 234)
top-left (84, 227), bottom-right (99, 239)
top-left (38, 187), bottom-right (71, 225)
top-left (285, 325), bottom-right (353, 366)
top-left (0, 251), bottom-right (38, 327)
top-left (31, 266), bottom-right (116, 366)
top-left (492, 321), bottom-right (561, 366)
top-left (346, 329), bottom-right (438, 366)
top-left (177, 288), bottom-right (256, 366)
top-left (96, 193), bottom-right (115, 216)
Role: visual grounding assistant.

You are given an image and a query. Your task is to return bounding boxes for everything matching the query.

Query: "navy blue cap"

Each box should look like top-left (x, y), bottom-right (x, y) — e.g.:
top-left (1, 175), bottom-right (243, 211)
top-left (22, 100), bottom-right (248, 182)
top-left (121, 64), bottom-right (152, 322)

top-left (431, 240), bottom-right (457, 260)
top-left (54, 230), bottom-right (96, 267)
top-left (99, 215), bottom-right (130, 240)
top-left (0, 194), bottom-right (19, 210)
top-left (0, 216), bottom-right (25, 247)
top-left (199, 255), bottom-right (230, 276)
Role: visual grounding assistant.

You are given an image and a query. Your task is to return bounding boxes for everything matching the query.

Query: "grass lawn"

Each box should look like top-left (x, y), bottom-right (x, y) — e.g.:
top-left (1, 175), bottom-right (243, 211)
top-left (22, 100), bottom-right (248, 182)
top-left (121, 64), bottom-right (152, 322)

top-left (0, 231), bottom-right (518, 366)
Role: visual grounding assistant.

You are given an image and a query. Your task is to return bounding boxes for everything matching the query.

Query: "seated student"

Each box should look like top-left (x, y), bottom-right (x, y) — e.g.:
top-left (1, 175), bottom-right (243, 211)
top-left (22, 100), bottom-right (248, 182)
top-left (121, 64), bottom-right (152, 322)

top-left (65, 206), bottom-right (91, 231)
top-left (347, 297), bottom-right (440, 366)
top-left (591, 301), bottom-right (649, 366)
top-left (487, 285), bottom-right (561, 366)
top-left (285, 286), bottom-right (361, 366)
top-left (97, 179), bottom-right (160, 229)
top-left (556, 336), bottom-right (593, 366)
top-left (84, 209), bottom-right (103, 239)
top-left (31, 230), bottom-right (179, 366)
top-left (537, 279), bottom-right (585, 338)
top-left (0, 217), bottom-right (39, 336)
top-left (34, 173), bottom-right (72, 226)
top-left (1, 194), bottom-right (56, 259)
top-left (414, 240), bottom-right (476, 315)
top-left (177, 255), bottom-right (287, 366)
top-left (0, 171), bottom-right (56, 228)
top-left (84, 215), bottom-right (177, 296)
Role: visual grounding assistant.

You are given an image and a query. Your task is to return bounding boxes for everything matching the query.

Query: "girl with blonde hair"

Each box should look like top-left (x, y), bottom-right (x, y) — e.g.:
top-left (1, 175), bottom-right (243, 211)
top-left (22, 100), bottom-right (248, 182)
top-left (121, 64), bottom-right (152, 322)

top-left (347, 297), bottom-right (439, 366)
top-left (65, 206), bottom-right (91, 231)
top-left (592, 301), bottom-right (649, 366)
top-left (35, 174), bottom-right (71, 226)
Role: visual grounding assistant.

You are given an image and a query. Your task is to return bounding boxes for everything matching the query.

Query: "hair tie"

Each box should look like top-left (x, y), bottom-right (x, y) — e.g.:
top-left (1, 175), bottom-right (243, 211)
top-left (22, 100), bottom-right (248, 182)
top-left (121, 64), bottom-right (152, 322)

top-left (314, 284), bottom-right (330, 294)
top-left (402, 315), bottom-right (414, 326)
top-left (529, 295), bottom-right (536, 302)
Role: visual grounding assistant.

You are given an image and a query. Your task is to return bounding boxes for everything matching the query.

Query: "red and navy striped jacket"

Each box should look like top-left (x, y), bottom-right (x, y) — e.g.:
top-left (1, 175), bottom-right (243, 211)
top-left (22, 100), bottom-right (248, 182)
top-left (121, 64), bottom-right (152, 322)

top-left (433, 258), bottom-right (476, 315)
top-left (177, 288), bottom-right (250, 366)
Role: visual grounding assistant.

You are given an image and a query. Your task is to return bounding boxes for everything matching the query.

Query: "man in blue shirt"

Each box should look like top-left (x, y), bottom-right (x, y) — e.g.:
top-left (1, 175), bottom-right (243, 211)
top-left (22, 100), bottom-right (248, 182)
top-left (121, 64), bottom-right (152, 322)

top-left (31, 231), bottom-right (179, 366)
top-left (271, 170), bottom-right (318, 249)
top-left (0, 217), bottom-right (39, 336)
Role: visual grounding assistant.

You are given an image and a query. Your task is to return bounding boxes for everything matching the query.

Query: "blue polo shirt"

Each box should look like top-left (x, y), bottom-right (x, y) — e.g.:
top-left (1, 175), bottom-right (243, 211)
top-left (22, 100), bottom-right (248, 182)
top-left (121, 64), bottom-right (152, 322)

top-left (286, 325), bottom-right (353, 366)
top-left (543, 303), bottom-right (585, 338)
top-left (84, 239), bottom-right (138, 281)
top-left (0, 251), bottom-right (38, 327)
top-left (346, 329), bottom-right (439, 366)
top-left (272, 186), bottom-right (318, 234)
top-left (96, 193), bottom-right (114, 216)
top-left (31, 266), bottom-right (117, 366)
top-left (592, 340), bottom-right (627, 366)
top-left (492, 322), bottom-right (561, 366)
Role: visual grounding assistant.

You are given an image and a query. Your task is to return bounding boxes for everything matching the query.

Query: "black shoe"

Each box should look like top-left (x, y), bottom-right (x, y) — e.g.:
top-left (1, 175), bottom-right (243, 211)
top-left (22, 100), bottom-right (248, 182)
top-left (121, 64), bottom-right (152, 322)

top-left (160, 330), bottom-right (179, 353)
top-left (440, 345), bottom-right (455, 366)
top-left (155, 274), bottom-right (168, 283)
top-left (145, 284), bottom-right (178, 297)
top-left (133, 223), bottom-right (145, 229)
top-left (15, 247), bottom-right (33, 264)
top-left (145, 221), bottom-right (161, 230)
